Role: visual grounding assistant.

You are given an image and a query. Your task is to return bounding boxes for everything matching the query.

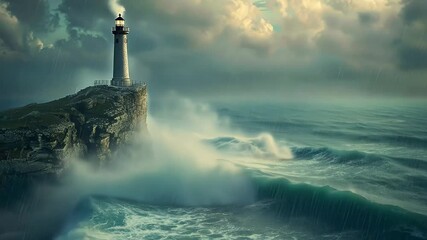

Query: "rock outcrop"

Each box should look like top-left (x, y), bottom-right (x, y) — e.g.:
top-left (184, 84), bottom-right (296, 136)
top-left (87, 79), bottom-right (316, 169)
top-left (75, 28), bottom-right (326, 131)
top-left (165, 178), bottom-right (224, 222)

top-left (0, 85), bottom-right (147, 198)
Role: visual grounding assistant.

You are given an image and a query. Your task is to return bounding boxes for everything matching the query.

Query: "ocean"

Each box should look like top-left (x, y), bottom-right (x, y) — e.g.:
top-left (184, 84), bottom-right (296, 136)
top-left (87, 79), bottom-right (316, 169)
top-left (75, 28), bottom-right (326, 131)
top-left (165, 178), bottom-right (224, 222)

top-left (56, 99), bottom-right (427, 240)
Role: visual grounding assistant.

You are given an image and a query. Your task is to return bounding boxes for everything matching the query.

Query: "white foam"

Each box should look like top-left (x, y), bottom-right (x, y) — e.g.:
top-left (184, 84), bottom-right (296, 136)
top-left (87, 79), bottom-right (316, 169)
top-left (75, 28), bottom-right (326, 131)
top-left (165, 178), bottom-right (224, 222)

top-left (62, 94), bottom-right (258, 207)
top-left (207, 133), bottom-right (293, 160)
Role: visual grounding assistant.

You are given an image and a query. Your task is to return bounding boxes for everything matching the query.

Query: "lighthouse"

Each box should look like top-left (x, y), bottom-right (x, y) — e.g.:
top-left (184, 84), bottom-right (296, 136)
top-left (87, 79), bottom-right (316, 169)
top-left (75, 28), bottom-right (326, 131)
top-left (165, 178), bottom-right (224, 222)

top-left (111, 14), bottom-right (132, 87)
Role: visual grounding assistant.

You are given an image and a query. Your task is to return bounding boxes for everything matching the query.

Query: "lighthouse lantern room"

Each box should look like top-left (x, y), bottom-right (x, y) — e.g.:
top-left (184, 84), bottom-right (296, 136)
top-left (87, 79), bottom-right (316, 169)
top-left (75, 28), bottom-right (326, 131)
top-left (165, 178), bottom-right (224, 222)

top-left (111, 14), bottom-right (131, 87)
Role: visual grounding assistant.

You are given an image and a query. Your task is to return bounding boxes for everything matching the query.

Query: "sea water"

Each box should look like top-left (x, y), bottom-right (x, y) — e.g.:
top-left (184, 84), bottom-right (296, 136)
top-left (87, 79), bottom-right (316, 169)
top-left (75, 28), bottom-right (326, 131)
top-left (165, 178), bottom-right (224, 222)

top-left (56, 99), bottom-right (427, 240)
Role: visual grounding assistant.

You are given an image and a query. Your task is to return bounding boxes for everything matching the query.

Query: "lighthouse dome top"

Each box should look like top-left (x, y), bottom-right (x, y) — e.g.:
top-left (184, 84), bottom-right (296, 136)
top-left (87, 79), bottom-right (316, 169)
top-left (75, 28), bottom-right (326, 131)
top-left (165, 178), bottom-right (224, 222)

top-left (115, 14), bottom-right (125, 21)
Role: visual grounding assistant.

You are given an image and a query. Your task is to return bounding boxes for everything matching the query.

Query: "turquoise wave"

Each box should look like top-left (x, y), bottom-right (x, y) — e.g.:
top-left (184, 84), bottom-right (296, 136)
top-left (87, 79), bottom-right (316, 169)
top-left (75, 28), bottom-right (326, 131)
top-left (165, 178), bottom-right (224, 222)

top-left (292, 146), bottom-right (427, 169)
top-left (59, 171), bottom-right (427, 240)
top-left (254, 174), bottom-right (427, 240)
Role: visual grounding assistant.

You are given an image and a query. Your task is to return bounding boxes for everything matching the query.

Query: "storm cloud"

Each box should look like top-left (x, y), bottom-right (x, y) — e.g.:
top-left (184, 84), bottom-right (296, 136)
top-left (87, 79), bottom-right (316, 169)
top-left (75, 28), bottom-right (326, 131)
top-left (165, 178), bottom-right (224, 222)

top-left (396, 0), bottom-right (427, 70)
top-left (0, 0), bottom-right (426, 109)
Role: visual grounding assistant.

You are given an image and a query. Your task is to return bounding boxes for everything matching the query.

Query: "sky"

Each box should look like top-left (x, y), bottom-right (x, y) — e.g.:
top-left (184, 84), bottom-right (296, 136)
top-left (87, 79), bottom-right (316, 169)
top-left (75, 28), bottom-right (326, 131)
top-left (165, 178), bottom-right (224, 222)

top-left (0, 0), bottom-right (426, 109)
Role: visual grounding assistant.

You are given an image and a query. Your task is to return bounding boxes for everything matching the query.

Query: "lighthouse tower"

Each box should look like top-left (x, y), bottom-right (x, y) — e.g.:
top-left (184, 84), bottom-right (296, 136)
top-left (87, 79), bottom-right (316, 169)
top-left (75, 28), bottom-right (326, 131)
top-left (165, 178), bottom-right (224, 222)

top-left (111, 14), bottom-right (132, 87)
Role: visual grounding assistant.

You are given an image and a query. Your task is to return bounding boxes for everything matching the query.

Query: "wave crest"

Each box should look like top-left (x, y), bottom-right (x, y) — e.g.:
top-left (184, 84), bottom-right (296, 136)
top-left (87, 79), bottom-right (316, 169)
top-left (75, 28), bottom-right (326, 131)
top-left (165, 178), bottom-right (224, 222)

top-left (206, 133), bottom-right (293, 160)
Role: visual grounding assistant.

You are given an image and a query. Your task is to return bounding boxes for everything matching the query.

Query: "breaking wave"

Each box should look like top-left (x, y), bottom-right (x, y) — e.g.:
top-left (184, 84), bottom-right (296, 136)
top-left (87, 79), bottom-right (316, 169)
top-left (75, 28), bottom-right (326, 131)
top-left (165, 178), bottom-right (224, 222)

top-left (254, 175), bottom-right (427, 240)
top-left (205, 134), bottom-right (293, 160)
top-left (58, 171), bottom-right (427, 240)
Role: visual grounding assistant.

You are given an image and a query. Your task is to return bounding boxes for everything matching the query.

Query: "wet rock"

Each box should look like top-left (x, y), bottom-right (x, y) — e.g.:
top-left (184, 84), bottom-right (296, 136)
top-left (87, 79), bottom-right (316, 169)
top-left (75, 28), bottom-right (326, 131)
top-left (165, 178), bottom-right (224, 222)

top-left (0, 85), bottom-right (148, 198)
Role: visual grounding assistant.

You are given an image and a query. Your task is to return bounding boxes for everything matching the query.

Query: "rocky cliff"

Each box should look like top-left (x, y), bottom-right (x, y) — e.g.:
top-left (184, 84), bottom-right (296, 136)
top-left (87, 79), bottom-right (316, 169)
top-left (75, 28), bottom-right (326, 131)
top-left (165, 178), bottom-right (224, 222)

top-left (0, 85), bottom-right (147, 197)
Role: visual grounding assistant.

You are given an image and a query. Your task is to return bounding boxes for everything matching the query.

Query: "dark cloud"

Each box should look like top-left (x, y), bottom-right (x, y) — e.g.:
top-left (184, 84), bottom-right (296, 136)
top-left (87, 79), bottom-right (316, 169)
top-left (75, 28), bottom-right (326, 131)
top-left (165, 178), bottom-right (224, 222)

top-left (1, 0), bottom-right (59, 32)
top-left (396, 0), bottom-right (427, 70)
top-left (58, 0), bottom-right (112, 31)
top-left (358, 12), bottom-right (380, 25)
top-left (0, 0), bottom-right (112, 107)
top-left (0, 0), bottom-right (60, 59)
top-left (401, 0), bottom-right (427, 24)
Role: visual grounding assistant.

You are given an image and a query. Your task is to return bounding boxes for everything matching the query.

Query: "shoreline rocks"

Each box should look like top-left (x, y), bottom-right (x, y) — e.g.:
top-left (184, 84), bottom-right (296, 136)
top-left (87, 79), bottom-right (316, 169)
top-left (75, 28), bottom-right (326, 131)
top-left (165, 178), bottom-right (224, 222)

top-left (0, 85), bottom-right (148, 201)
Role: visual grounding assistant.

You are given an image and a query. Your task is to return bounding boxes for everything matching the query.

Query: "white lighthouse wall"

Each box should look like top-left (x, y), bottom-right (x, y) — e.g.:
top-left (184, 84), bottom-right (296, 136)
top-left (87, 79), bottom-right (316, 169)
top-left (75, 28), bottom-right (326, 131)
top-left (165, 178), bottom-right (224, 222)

top-left (112, 34), bottom-right (131, 86)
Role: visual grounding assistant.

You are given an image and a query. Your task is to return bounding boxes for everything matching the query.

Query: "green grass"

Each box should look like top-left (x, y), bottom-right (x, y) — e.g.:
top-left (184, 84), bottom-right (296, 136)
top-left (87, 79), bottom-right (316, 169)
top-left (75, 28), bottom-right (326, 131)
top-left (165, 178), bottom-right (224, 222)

top-left (0, 85), bottom-right (145, 130)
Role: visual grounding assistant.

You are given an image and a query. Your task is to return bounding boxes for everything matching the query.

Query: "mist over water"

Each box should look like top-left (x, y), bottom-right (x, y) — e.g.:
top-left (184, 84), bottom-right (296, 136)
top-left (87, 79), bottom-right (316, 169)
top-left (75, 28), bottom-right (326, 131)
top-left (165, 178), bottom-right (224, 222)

top-left (54, 95), bottom-right (296, 239)
top-left (65, 108), bottom-right (258, 207)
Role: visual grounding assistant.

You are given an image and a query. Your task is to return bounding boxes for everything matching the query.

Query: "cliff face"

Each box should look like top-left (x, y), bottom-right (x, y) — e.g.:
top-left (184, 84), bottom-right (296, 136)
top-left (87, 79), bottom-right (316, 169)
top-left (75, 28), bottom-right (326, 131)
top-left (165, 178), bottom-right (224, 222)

top-left (0, 86), bottom-right (147, 185)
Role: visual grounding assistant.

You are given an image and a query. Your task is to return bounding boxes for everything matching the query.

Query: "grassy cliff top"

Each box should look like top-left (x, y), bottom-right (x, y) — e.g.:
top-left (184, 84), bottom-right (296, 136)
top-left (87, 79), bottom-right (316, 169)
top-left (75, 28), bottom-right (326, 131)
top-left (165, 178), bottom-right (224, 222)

top-left (0, 86), bottom-right (146, 130)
